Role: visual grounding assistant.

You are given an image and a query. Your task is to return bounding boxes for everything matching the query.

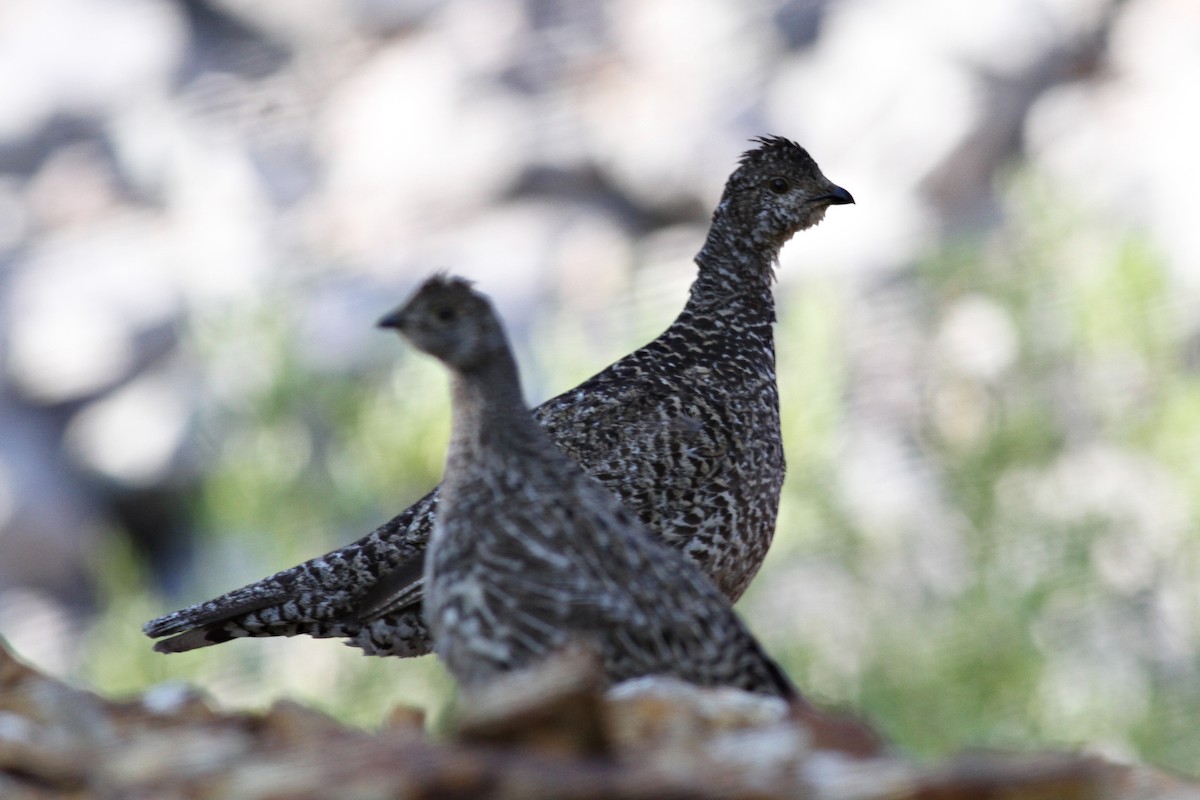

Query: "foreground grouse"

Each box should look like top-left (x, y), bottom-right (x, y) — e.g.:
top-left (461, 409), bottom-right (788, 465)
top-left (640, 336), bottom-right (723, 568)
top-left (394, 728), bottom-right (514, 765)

top-left (388, 275), bottom-right (799, 698)
top-left (145, 136), bottom-right (854, 657)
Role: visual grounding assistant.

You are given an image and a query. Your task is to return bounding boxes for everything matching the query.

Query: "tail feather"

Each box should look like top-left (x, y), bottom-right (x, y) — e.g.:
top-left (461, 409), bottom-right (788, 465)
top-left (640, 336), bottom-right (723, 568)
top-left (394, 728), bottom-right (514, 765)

top-left (152, 624), bottom-right (250, 654)
top-left (143, 592), bottom-right (287, 640)
top-left (143, 492), bottom-right (437, 655)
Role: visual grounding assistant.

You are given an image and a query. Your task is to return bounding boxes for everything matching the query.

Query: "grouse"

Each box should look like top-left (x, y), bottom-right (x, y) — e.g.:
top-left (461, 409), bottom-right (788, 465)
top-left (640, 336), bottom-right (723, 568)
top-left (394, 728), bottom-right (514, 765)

top-left (389, 275), bottom-right (799, 698)
top-left (145, 136), bottom-right (854, 657)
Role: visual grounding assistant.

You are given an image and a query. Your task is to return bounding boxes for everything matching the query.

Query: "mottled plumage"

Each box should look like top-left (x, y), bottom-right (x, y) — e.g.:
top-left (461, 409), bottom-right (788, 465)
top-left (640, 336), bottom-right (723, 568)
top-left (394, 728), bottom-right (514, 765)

top-left (394, 275), bottom-right (798, 698)
top-left (144, 136), bottom-right (853, 657)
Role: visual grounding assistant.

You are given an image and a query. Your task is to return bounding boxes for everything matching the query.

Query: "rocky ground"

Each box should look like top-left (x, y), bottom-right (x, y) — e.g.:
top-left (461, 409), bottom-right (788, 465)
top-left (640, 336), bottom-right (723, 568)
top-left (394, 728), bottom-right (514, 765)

top-left (1, 638), bottom-right (1194, 800)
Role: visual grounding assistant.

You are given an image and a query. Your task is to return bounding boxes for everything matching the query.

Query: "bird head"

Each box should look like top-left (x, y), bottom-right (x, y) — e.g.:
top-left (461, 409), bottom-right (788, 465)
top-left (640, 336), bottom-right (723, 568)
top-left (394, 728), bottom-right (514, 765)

top-left (378, 275), bottom-right (507, 371)
top-left (716, 136), bottom-right (854, 253)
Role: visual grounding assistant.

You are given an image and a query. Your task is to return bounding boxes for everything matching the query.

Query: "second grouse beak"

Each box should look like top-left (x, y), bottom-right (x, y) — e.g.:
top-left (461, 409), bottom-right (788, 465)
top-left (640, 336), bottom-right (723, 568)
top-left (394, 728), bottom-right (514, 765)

top-left (377, 308), bottom-right (407, 331)
top-left (822, 185), bottom-right (855, 206)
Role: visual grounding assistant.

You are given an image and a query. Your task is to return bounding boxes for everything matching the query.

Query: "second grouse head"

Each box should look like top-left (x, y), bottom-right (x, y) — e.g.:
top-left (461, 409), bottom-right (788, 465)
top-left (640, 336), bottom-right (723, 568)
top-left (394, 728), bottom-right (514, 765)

top-left (717, 135), bottom-right (854, 253)
top-left (378, 275), bottom-right (506, 371)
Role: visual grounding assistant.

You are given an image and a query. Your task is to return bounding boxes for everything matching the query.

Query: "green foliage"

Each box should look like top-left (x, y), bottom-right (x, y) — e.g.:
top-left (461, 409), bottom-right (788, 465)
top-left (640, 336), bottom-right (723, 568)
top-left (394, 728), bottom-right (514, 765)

top-left (754, 176), bottom-right (1200, 775)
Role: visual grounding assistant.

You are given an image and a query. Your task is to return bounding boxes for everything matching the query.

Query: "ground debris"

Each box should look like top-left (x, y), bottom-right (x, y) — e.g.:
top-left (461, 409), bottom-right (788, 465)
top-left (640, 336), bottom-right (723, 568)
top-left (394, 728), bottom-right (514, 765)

top-left (0, 639), bottom-right (1193, 799)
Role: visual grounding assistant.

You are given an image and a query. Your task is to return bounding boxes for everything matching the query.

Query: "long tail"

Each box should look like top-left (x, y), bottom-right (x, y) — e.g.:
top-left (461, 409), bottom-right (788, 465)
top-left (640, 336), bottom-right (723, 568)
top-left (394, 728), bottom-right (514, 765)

top-left (143, 492), bottom-right (437, 656)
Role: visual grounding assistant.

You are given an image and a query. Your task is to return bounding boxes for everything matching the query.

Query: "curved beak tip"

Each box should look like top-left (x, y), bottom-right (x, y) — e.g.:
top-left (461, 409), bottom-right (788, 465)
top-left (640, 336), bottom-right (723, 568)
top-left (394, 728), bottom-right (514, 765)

top-left (828, 185), bottom-right (855, 205)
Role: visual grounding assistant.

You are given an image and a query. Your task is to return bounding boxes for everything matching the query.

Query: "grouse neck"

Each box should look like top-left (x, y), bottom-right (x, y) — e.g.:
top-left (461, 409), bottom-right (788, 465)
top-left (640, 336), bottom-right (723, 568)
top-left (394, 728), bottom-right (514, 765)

top-left (689, 217), bottom-right (780, 316)
top-left (445, 347), bottom-right (537, 465)
top-left (685, 255), bottom-right (779, 328)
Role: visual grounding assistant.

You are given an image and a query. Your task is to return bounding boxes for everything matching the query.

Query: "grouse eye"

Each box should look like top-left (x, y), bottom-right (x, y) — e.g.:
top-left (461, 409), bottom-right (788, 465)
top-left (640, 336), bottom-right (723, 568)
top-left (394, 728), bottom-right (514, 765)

top-left (435, 306), bottom-right (456, 322)
top-left (768, 177), bottom-right (790, 194)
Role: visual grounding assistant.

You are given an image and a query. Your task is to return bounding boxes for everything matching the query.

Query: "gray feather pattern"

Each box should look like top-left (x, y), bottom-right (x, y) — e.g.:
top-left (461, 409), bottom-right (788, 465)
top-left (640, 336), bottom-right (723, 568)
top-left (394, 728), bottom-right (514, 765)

top-left (143, 137), bottom-right (853, 659)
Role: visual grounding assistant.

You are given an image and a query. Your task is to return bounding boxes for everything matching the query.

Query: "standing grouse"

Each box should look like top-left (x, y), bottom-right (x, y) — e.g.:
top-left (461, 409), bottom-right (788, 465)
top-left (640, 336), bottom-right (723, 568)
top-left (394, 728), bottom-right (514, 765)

top-left (388, 275), bottom-right (798, 698)
top-left (145, 136), bottom-right (854, 657)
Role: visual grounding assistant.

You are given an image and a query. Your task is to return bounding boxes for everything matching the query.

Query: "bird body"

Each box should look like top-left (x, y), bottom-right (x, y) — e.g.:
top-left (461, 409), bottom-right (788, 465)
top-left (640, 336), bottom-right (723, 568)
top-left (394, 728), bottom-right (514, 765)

top-left (392, 276), bottom-right (798, 698)
top-left (144, 137), bottom-right (853, 657)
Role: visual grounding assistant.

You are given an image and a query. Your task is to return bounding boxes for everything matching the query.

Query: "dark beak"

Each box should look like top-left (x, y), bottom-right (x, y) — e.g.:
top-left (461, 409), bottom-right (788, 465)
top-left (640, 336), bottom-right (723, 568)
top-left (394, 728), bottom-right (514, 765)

top-left (822, 185), bottom-right (855, 205)
top-left (377, 308), bottom-right (406, 330)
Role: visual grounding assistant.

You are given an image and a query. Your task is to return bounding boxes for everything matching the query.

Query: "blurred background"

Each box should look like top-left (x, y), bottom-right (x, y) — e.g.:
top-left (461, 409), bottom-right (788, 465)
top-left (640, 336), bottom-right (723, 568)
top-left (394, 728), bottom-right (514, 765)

top-left (1, 0), bottom-right (1198, 776)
